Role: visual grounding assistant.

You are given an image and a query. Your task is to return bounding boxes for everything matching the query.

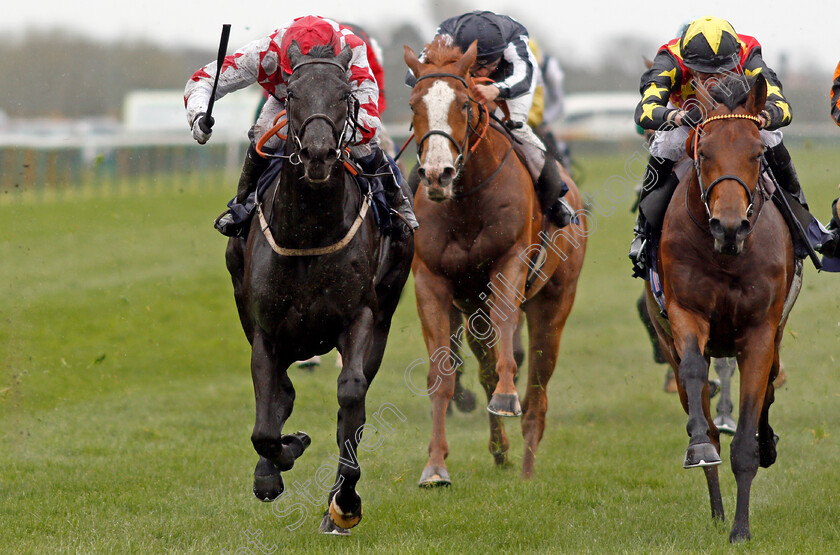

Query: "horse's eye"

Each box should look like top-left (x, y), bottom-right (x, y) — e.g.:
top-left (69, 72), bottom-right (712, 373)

top-left (462, 101), bottom-right (469, 111)
top-left (698, 150), bottom-right (707, 160)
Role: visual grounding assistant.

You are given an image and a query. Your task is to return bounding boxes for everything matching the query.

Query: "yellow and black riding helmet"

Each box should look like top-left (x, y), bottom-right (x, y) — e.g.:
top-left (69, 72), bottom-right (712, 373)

top-left (679, 16), bottom-right (742, 73)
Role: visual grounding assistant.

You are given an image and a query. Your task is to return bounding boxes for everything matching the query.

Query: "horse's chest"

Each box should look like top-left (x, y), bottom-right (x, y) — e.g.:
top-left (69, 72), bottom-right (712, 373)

top-left (420, 228), bottom-right (513, 279)
top-left (249, 255), bottom-right (375, 335)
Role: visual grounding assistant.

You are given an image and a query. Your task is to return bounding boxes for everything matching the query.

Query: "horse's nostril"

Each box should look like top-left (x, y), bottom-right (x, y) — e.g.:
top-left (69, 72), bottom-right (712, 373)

top-left (442, 166), bottom-right (455, 179)
top-left (299, 148), bottom-right (310, 163)
top-left (418, 167), bottom-right (427, 179)
top-left (737, 219), bottom-right (751, 239)
top-left (709, 218), bottom-right (723, 237)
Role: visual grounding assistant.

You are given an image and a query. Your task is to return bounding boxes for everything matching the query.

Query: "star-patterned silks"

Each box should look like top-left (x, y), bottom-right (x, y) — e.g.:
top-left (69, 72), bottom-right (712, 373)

top-left (643, 83), bottom-right (669, 102)
top-left (658, 68), bottom-right (677, 88)
top-left (640, 102), bottom-right (658, 122)
top-left (778, 101), bottom-right (791, 122)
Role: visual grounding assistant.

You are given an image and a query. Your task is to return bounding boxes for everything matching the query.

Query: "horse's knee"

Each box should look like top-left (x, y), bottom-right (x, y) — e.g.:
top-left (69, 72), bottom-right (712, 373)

top-left (337, 374), bottom-right (368, 408)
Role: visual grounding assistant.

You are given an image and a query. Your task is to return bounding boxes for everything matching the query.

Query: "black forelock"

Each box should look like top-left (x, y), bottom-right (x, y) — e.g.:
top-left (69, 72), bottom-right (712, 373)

top-left (707, 74), bottom-right (757, 111)
top-left (306, 44), bottom-right (336, 59)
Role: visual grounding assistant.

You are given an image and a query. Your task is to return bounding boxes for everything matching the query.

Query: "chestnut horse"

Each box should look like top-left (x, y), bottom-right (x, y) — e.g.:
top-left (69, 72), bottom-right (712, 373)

top-left (404, 38), bottom-right (586, 486)
top-left (645, 74), bottom-right (799, 542)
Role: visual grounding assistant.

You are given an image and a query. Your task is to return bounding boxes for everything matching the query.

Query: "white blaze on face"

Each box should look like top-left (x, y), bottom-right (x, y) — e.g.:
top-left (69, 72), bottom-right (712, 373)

top-left (421, 80), bottom-right (457, 171)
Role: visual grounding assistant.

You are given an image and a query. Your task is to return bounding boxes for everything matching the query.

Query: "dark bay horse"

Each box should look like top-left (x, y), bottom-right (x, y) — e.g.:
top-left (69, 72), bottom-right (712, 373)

top-left (645, 74), bottom-right (798, 542)
top-left (404, 38), bottom-right (586, 486)
top-left (224, 43), bottom-right (413, 534)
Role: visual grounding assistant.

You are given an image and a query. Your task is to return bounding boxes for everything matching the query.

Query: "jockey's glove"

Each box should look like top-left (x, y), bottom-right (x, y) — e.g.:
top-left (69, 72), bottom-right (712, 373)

top-left (679, 106), bottom-right (705, 128)
top-left (191, 112), bottom-right (213, 144)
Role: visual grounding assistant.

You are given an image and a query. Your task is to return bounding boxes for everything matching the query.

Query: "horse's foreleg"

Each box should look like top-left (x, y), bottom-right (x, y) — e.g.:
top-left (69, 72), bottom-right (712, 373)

top-left (669, 307), bottom-right (719, 466)
top-left (414, 265), bottom-right (456, 487)
top-left (729, 325), bottom-right (777, 543)
top-left (324, 307), bottom-right (375, 531)
top-left (250, 332), bottom-right (304, 501)
top-left (485, 263), bottom-right (527, 417)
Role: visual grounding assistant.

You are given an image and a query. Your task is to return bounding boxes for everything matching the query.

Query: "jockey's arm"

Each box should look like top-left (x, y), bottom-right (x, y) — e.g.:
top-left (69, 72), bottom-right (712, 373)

top-left (492, 36), bottom-right (538, 101)
top-left (742, 48), bottom-right (792, 131)
top-left (183, 35), bottom-right (268, 130)
top-left (634, 50), bottom-right (682, 131)
top-left (343, 36), bottom-right (382, 152)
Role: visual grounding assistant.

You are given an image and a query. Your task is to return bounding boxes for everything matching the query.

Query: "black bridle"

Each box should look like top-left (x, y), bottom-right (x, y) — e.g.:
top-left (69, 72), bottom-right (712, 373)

top-left (413, 72), bottom-right (487, 185)
top-left (283, 58), bottom-right (359, 166)
top-left (688, 114), bottom-right (768, 235)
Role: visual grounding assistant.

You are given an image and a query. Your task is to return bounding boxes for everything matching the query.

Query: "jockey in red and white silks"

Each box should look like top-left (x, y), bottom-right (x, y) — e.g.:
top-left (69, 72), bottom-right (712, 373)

top-left (185, 15), bottom-right (381, 157)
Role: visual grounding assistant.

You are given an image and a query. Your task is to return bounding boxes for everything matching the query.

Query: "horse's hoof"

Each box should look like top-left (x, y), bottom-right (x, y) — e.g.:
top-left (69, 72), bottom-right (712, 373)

top-left (714, 414), bottom-right (737, 435)
top-left (319, 511), bottom-right (351, 536)
top-left (683, 442), bottom-right (722, 468)
top-left (253, 473), bottom-right (284, 502)
top-left (487, 393), bottom-right (522, 417)
top-left (729, 524), bottom-right (751, 543)
top-left (328, 496), bottom-right (362, 529)
top-left (418, 465), bottom-right (451, 488)
top-left (253, 457), bottom-right (283, 501)
top-left (282, 431), bottom-right (312, 454)
top-left (708, 379), bottom-right (721, 399)
top-left (453, 387), bottom-right (477, 413)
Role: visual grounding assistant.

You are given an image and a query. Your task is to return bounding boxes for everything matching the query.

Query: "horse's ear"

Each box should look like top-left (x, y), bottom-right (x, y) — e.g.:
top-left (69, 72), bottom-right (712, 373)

top-left (454, 40), bottom-right (478, 77)
top-left (685, 127), bottom-right (697, 159)
top-left (287, 40), bottom-right (303, 69)
top-left (643, 56), bottom-right (653, 70)
top-left (404, 45), bottom-right (421, 75)
top-left (336, 45), bottom-right (353, 70)
top-left (746, 73), bottom-right (767, 115)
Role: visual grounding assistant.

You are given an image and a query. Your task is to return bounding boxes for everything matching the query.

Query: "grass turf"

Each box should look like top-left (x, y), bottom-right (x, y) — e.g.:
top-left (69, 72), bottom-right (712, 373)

top-left (1, 146), bottom-right (840, 553)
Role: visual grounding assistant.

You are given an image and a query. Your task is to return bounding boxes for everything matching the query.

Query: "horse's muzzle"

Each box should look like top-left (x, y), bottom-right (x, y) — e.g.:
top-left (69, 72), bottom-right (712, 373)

top-left (709, 217), bottom-right (751, 255)
top-left (418, 165), bottom-right (456, 201)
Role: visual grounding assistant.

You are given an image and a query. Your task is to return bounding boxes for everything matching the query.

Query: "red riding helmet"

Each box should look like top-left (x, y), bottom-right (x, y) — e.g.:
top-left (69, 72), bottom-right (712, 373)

top-left (279, 16), bottom-right (340, 75)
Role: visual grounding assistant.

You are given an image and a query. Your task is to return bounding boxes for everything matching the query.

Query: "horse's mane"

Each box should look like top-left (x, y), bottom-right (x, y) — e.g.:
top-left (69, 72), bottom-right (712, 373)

top-left (422, 36), bottom-right (464, 66)
top-left (707, 74), bottom-right (758, 111)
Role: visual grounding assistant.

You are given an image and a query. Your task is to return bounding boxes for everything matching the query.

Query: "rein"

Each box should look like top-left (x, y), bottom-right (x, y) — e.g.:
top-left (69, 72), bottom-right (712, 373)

top-left (413, 72), bottom-right (491, 187)
top-left (253, 56), bottom-right (372, 257)
top-left (688, 113), bottom-right (767, 235)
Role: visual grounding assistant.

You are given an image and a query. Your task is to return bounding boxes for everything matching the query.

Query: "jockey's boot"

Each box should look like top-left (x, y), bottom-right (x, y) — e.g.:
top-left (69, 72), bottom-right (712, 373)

top-left (534, 157), bottom-right (574, 228)
top-left (214, 144), bottom-right (271, 237)
top-left (629, 156), bottom-right (675, 277)
top-left (822, 198), bottom-right (840, 258)
top-left (358, 146), bottom-right (419, 235)
top-left (764, 142), bottom-right (840, 258)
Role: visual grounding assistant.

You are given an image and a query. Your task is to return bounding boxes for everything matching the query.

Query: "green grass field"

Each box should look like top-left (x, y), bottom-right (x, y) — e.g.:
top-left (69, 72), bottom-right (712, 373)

top-left (2, 146), bottom-right (840, 553)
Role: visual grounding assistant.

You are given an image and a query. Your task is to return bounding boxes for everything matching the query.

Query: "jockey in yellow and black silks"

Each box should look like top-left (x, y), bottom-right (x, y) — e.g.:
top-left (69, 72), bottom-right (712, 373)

top-left (628, 16), bottom-right (839, 277)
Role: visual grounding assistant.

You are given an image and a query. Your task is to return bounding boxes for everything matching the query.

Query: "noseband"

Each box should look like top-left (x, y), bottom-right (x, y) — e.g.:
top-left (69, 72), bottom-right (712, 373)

top-left (413, 72), bottom-right (489, 183)
top-left (690, 113), bottom-right (767, 233)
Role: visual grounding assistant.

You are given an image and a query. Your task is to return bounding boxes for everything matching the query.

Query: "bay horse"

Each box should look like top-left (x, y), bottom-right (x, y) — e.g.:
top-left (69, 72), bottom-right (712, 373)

top-left (404, 38), bottom-right (586, 486)
top-left (224, 42), bottom-right (414, 534)
top-left (645, 74), bottom-right (799, 542)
